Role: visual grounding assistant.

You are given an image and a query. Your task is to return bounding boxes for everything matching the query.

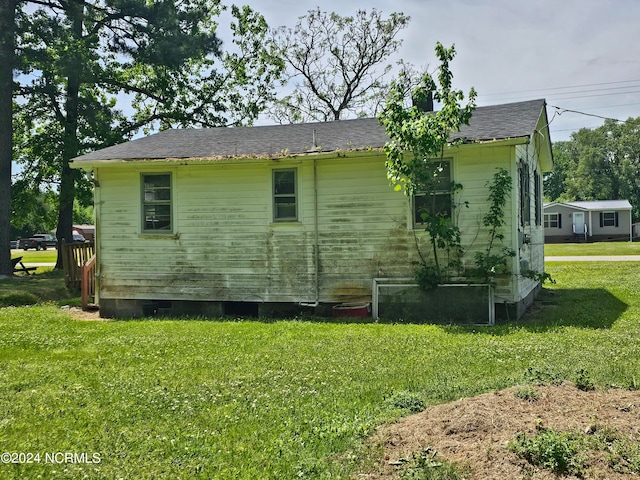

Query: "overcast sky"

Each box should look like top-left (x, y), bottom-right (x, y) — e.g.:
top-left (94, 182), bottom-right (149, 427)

top-left (238, 0), bottom-right (640, 142)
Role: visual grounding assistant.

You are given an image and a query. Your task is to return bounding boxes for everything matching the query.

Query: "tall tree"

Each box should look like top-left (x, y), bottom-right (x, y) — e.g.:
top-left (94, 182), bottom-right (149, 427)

top-left (14, 1), bottom-right (283, 268)
top-left (543, 140), bottom-right (577, 202)
top-left (270, 8), bottom-right (413, 123)
top-left (0, 0), bottom-right (16, 277)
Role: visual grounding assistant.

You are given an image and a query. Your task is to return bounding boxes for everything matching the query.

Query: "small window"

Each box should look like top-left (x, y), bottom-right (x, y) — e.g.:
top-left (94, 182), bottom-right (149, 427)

top-left (413, 161), bottom-right (452, 225)
top-left (142, 173), bottom-right (172, 232)
top-left (273, 169), bottom-right (297, 222)
top-left (544, 213), bottom-right (560, 228)
top-left (601, 211), bottom-right (617, 227)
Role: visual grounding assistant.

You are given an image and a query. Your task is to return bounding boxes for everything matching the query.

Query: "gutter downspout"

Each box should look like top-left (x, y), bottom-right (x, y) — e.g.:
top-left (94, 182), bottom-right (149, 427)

top-left (313, 158), bottom-right (320, 305)
top-left (92, 168), bottom-right (100, 305)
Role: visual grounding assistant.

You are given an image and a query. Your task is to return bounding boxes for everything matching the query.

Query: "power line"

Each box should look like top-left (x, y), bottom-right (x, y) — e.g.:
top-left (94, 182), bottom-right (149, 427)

top-left (480, 79), bottom-right (640, 97)
top-left (547, 89), bottom-right (640, 102)
top-left (583, 102), bottom-right (640, 110)
top-left (548, 104), bottom-right (624, 123)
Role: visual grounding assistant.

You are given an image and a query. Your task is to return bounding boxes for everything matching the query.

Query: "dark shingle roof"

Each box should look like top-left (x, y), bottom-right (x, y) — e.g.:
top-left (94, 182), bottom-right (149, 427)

top-left (72, 99), bottom-right (547, 163)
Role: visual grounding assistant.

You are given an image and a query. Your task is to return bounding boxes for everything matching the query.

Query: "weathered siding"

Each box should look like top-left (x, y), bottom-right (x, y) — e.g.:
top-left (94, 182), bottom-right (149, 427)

top-left (514, 141), bottom-right (546, 307)
top-left (314, 155), bottom-right (409, 302)
top-left (94, 141), bottom-right (543, 314)
top-left (454, 144), bottom-right (517, 303)
top-left (96, 161), bottom-right (316, 303)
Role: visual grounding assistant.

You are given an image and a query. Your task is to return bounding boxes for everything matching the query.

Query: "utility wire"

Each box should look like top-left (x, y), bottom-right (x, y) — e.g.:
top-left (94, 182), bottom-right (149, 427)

top-left (548, 104), bottom-right (624, 123)
top-left (548, 89), bottom-right (640, 101)
top-left (480, 79), bottom-right (640, 97)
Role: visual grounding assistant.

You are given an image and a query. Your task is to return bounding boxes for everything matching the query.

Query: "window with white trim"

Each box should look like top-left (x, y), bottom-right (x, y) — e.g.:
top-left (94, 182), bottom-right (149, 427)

top-left (544, 212), bottom-right (560, 228)
top-left (141, 173), bottom-right (172, 232)
top-left (601, 211), bottom-right (618, 227)
top-left (273, 168), bottom-right (297, 222)
top-left (413, 160), bottom-right (452, 226)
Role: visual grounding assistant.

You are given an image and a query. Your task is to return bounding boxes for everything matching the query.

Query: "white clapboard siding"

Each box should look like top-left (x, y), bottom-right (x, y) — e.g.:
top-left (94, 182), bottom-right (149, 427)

top-left (95, 138), bottom-right (546, 306)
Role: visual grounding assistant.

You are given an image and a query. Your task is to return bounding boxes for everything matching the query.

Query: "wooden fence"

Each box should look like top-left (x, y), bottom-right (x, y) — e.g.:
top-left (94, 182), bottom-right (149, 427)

top-left (61, 240), bottom-right (95, 292)
top-left (81, 254), bottom-right (97, 310)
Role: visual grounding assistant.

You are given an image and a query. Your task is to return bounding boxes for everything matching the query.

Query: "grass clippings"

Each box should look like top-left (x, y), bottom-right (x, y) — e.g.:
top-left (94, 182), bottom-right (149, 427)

top-left (361, 384), bottom-right (640, 479)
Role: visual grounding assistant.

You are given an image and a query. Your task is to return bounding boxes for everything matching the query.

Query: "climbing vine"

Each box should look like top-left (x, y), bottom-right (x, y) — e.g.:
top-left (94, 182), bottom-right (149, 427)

top-left (379, 42), bottom-right (476, 289)
top-left (472, 167), bottom-right (516, 283)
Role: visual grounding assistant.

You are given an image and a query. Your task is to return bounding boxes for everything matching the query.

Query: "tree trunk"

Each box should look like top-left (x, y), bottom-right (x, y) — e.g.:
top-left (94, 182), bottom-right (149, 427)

top-left (0, 0), bottom-right (16, 277)
top-left (55, 0), bottom-right (83, 269)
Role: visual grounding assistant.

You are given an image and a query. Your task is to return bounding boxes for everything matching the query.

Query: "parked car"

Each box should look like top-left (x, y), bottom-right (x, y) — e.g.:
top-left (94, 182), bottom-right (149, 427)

top-left (72, 231), bottom-right (87, 243)
top-left (19, 234), bottom-right (58, 251)
top-left (10, 240), bottom-right (18, 249)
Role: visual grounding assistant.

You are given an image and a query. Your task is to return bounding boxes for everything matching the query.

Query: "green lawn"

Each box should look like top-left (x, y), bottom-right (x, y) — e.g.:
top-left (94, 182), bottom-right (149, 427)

top-left (11, 248), bottom-right (58, 264)
top-left (1, 263), bottom-right (639, 478)
top-left (545, 241), bottom-right (640, 256)
top-left (0, 270), bottom-right (74, 307)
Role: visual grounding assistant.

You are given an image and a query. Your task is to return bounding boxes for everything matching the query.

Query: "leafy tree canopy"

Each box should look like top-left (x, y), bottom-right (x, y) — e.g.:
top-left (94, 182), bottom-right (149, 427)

top-left (379, 42), bottom-right (476, 195)
top-left (269, 8), bottom-right (419, 123)
top-left (10, 0), bottom-right (284, 267)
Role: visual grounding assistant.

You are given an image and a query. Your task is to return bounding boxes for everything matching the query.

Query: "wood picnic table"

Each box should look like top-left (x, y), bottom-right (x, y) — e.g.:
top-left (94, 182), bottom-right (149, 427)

top-left (11, 256), bottom-right (38, 275)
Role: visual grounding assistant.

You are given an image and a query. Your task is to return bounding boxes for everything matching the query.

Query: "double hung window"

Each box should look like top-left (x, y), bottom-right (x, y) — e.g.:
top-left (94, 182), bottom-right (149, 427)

top-left (601, 211), bottom-right (618, 227)
top-left (273, 169), bottom-right (297, 222)
top-left (413, 161), bottom-right (452, 226)
top-left (142, 173), bottom-right (172, 232)
top-left (543, 213), bottom-right (560, 228)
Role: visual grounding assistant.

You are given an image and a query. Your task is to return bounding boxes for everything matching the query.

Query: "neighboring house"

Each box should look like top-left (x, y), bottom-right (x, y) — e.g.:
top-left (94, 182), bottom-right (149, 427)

top-left (543, 200), bottom-right (633, 243)
top-left (71, 99), bottom-right (553, 320)
top-left (73, 224), bottom-right (95, 242)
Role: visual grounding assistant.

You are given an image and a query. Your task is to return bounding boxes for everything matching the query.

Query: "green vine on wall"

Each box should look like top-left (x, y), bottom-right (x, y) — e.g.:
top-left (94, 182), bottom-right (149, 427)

top-left (413, 185), bottom-right (465, 289)
top-left (472, 167), bottom-right (516, 283)
top-left (379, 42), bottom-right (476, 290)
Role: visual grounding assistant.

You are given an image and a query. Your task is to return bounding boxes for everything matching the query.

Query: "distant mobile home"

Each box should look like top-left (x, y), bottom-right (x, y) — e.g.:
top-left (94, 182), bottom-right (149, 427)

top-left (543, 200), bottom-right (633, 243)
top-left (71, 99), bottom-right (553, 320)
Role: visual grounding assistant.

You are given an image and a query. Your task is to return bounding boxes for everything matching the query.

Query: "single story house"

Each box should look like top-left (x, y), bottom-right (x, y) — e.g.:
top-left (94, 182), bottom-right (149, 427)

top-left (71, 98), bottom-right (553, 320)
top-left (543, 200), bottom-right (633, 243)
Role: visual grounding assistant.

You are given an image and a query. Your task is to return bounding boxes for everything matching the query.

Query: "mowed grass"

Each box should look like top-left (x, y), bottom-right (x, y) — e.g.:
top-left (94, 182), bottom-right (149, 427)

top-left (11, 248), bottom-right (58, 264)
top-left (1, 262), bottom-right (639, 478)
top-left (545, 241), bottom-right (640, 256)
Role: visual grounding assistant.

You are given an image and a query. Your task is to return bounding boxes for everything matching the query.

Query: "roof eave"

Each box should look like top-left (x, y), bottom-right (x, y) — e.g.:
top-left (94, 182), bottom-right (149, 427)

top-left (69, 147), bottom-right (388, 169)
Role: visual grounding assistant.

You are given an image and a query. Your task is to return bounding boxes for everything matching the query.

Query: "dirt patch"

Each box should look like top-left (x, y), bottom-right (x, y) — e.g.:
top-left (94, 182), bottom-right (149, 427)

top-left (66, 306), bottom-right (105, 321)
top-left (359, 384), bottom-right (640, 479)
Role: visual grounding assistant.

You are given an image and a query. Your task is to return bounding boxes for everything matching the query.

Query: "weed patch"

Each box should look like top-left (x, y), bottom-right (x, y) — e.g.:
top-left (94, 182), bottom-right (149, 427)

top-left (508, 429), bottom-right (586, 474)
top-left (385, 391), bottom-right (427, 414)
top-left (401, 448), bottom-right (470, 479)
top-left (509, 424), bottom-right (640, 477)
top-left (575, 368), bottom-right (595, 391)
top-left (513, 385), bottom-right (541, 402)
